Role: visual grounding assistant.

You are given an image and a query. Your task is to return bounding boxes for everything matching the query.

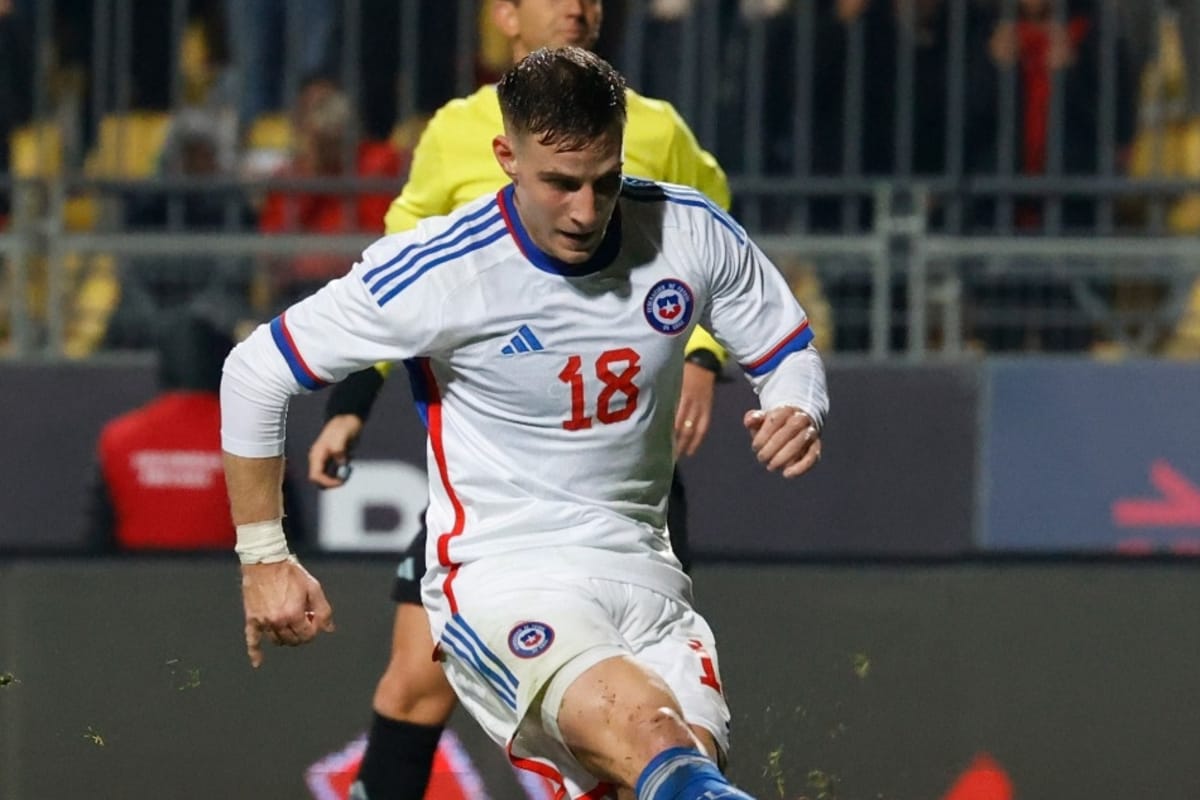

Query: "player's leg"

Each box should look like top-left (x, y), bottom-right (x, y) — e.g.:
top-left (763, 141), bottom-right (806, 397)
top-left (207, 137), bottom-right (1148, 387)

top-left (666, 467), bottom-right (691, 573)
top-left (552, 654), bottom-right (750, 796)
top-left (352, 528), bottom-right (456, 800)
top-left (431, 573), bottom-right (755, 799)
top-left (609, 586), bottom-right (749, 800)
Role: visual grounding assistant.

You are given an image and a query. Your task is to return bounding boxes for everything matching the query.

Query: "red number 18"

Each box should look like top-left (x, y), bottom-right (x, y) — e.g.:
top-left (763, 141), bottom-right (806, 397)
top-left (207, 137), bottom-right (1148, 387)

top-left (558, 347), bottom-right (641, 431)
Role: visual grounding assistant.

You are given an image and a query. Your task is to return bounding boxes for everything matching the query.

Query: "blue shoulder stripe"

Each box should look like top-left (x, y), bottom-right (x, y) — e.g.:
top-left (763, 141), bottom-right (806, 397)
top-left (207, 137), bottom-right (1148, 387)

top-left (377, 224), bottom-right (509, 306)
top-left (369, 211), bottom-right (504, 297)
top-left (362, 201), bottom-right (498, 284)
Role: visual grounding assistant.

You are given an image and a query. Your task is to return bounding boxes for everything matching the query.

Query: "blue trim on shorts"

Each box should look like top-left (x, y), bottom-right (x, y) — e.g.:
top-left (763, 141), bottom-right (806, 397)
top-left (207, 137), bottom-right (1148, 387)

top-left (442, 618), bottom-right (518, 710)
top-left (452, 614), bottom-right (521, 688)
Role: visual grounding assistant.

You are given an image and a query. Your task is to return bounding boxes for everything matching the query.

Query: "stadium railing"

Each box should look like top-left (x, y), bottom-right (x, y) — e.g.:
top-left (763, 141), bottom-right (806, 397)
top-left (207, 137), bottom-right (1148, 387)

top-left (4, 0), bottom-right (1200, 359)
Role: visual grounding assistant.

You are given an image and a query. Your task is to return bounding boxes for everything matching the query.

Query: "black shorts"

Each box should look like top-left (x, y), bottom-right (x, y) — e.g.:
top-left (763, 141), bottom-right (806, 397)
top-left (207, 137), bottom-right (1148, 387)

top-left (389, 468), bottom-right (693, 605)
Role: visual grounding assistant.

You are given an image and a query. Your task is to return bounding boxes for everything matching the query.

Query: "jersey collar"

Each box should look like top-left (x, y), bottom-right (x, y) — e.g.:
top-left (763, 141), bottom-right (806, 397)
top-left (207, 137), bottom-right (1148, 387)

top-left (497, 183), bottom-right (622, 277)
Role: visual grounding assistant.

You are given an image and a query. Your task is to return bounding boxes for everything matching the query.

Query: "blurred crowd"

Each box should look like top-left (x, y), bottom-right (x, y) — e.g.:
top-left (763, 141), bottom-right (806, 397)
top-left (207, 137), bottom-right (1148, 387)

top-left (1, 0), bottom-right (1199, 357)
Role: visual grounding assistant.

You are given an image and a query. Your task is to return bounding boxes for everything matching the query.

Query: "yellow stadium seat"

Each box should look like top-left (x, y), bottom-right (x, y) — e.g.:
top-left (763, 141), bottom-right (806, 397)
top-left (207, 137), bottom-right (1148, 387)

top-left (246, 112), bottom-right (292, 152)
top-left (10, 122), bottom-right (64, 178)
top-left (84, 112), bottom-right (173, 178)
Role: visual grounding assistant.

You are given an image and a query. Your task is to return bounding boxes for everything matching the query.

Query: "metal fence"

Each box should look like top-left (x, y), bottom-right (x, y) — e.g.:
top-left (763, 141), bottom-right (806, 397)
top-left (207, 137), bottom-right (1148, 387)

top-left (3, 0), bottom-right (1200, 359)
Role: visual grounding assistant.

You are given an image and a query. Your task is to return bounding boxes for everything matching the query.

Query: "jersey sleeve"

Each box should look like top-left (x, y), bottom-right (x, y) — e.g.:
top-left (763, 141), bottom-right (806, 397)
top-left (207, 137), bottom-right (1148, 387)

top-left (383, 115), bottom-right (455, 234)
top-left (658, 102), bottom-right (733, 365)
top-left (697, 210), bottom-right (827, 424)
top-left (221, 235), bottom-right (450, 457)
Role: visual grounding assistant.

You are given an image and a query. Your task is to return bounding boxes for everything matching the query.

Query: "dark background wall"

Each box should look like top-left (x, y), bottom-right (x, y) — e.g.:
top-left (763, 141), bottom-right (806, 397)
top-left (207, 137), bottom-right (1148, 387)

top-left (2, 559), bottom-right (1199, 799)
top-left (0, 361), bottom-right (979, 555)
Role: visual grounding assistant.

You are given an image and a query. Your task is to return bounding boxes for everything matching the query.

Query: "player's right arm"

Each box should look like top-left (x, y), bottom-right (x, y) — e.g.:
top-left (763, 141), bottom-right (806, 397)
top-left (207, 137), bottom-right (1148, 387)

top-left (224, 236), bottom-right (449, 664)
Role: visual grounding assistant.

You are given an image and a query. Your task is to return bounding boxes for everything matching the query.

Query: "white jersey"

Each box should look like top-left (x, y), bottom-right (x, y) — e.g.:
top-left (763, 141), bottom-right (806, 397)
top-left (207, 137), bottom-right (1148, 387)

top-left (222, 178), bottom-right (824, 622)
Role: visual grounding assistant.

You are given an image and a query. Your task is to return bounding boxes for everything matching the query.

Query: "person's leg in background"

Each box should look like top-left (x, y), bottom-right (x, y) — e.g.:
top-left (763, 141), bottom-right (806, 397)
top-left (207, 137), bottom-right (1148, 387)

top-left (351, 528), bottom-right (457, 800)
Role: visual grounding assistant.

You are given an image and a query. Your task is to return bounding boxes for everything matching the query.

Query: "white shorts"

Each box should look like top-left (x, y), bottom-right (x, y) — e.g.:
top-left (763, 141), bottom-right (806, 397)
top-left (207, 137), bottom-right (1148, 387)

top-left (427, 568), bottom-right (732, 799)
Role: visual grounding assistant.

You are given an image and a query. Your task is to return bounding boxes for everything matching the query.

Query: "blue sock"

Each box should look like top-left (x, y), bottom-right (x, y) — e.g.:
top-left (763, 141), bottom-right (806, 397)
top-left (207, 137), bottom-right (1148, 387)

top-left (634, 747), bottom-right (756, 800)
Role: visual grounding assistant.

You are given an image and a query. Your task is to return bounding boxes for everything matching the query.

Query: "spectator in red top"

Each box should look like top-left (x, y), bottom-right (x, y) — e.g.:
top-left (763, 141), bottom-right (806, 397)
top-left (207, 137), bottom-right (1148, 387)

top-left (259, 74), bottom-right (408, 307)
top-left (87, 313), bottom-right (305, 551)
top-left (969, 0), bottom-right (1135, 229)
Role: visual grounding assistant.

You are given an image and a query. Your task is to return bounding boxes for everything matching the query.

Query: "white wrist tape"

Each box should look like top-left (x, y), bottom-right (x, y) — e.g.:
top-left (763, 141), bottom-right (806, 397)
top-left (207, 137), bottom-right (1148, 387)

top-left (235, 519), bottom-right (293, 565)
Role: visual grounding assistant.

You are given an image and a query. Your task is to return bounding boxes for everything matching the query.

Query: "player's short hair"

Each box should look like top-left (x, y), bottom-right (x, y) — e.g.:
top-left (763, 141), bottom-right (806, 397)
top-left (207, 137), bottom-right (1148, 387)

top-left (497, 46), bottom-right (626, 151)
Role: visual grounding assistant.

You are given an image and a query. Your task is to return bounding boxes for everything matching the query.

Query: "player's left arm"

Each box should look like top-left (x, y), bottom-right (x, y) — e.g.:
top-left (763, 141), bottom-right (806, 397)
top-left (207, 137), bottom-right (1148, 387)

top-left (661, 103), bottom-right (734, 455)
top-left (699, 215), bottom-right (829, 479)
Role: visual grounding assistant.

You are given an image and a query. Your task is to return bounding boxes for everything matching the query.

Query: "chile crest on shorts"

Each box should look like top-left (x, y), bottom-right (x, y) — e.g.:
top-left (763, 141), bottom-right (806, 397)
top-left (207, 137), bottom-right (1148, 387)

top-left (643, 278), bottom-right (694, 335)
top-left (509, 621), bottom-right (555, 658)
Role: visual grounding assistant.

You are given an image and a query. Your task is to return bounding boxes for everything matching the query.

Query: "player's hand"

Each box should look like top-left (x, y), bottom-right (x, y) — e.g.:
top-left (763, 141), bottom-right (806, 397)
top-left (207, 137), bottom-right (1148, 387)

top-left (307, 414), bottom-right (364, 488)
top-left (675, 361), bottom-right (716, 457)
top-left (240, 559), bottom-right (336, 668)
top-left (743, 405), bottom-right (821, 478)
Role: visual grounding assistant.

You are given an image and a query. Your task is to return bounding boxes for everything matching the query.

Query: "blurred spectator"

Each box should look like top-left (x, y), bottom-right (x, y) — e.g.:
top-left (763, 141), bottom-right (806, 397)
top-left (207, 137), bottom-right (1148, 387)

top-left (963, 0), bottom-right (1136, 352)
top-left (968, 0), bottom-right (1136, 229)
top-left (101, 108), bottom-right (256, 351)
top-left (87, 313), bottom-right (307, 551)
top-left (258, 75), bottom-right (407, 307)
top-left (224, 0), bottom-right (335, 129)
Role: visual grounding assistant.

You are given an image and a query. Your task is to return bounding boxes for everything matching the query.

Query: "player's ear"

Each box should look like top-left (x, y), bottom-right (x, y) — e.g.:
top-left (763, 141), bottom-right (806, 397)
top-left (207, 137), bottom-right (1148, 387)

top-left (492, 0), bottom-right (520, 40)
top-left (493, 134), bottom-right (518, 182)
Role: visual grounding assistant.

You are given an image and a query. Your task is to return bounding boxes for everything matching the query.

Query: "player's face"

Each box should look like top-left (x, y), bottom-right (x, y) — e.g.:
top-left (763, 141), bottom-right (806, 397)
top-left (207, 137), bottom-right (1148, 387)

top-left (495, 0), bottom-right (603, 59)
top-left (494, 127), bottom-right (623, 265)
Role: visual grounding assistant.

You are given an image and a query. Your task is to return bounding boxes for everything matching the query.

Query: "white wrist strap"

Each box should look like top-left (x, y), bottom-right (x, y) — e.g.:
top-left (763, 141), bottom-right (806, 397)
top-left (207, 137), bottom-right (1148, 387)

top-left (235, 519), bottom-right (293, 565)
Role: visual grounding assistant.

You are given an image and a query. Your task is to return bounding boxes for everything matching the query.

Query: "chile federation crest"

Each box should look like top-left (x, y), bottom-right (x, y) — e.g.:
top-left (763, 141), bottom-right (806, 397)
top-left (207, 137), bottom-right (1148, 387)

top-left (643, 279), bottom-right (695, 335)
top-left (508, 621), bottom-right (555, 659)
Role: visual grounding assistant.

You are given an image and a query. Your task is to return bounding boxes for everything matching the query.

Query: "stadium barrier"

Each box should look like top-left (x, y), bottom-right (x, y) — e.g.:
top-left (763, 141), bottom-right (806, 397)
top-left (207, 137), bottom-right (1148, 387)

top-left (3, 359), bottom-right (1199, 556)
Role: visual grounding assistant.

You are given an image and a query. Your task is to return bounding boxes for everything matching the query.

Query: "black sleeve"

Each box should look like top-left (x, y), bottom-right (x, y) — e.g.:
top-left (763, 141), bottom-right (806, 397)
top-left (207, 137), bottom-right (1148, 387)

top-left (84, 463), bottom-right (118, 552)
top-left (324, 365), bottom-right (387, 422)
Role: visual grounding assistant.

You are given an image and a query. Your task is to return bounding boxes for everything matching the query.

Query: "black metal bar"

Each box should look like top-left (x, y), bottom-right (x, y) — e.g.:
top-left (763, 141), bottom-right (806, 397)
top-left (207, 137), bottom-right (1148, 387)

top-left (678, 6), bottom-right (700, 126)
top-left (841, 15), bottom-right (865, 231)
top-left (944, 0), bottom-right (968, 233)
top-left (455, 0), bottom-right (476, 97)
top-left (791, 1), bottom-right (815, 232)
top-left (167, 0), bottom-right (188, 228)
top-left (698, 1), bottom-right (720, 150)
top-left (742, 14), bottom-right (767, 230)
top-left (894, 0), bottom-right (916, 178)
top-left (996, 0), bottom-right (1018, 234)
top-left (399, 0), bottom-right (420, 123)
top-left (1095, 0), bottom-right (1117, 234)
top-left (622, 0), bottom-right (646, 89)
top-left (1044, 0), bottom-right (1067, 233)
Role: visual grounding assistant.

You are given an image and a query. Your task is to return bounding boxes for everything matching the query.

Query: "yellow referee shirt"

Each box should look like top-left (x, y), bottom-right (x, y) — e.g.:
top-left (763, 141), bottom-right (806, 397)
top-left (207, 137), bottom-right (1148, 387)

top-left (383, 84), bottom-right (730, 362)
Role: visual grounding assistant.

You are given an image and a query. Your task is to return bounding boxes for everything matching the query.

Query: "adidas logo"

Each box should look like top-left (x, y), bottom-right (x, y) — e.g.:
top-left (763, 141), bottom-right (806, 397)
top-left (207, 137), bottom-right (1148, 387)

top-left (500, 325), bottom-right (545, 356)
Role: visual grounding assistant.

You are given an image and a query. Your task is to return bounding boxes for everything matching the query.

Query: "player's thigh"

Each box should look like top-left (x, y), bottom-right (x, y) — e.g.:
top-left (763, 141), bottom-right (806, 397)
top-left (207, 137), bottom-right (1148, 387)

top-left (436, 578), bottom-right (632, 797)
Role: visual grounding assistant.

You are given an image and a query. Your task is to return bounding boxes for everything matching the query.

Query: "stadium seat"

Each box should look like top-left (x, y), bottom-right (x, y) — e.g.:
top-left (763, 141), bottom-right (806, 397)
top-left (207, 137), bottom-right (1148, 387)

top-left (10, 122), bottom-right (63, 178)
top-left (243, 112), bottom-right (292, 176)
top-left (84, 112), bottom-right (173, 178)
top-left (9, 121), bottom-right (99, 231)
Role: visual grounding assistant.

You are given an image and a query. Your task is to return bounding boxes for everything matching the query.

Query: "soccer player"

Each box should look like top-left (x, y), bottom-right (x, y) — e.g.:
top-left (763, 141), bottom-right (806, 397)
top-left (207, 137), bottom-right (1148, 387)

top-left (223, 47), bottom-right (826, 800)
top-left (306, 2), bottom-right (731, 796)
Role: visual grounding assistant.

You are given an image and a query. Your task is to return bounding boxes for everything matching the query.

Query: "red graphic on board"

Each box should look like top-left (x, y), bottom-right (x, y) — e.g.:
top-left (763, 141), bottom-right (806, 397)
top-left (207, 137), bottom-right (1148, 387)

top-left (1112, 461), bottom-right (1200, 528)
top-left (942, 752), bottom-right (1014, 800)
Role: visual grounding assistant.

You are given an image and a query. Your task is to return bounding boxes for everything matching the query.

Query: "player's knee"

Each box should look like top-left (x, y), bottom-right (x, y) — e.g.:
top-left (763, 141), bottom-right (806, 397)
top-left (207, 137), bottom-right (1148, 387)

top-left (372, 650), bottom-right (457, 724)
